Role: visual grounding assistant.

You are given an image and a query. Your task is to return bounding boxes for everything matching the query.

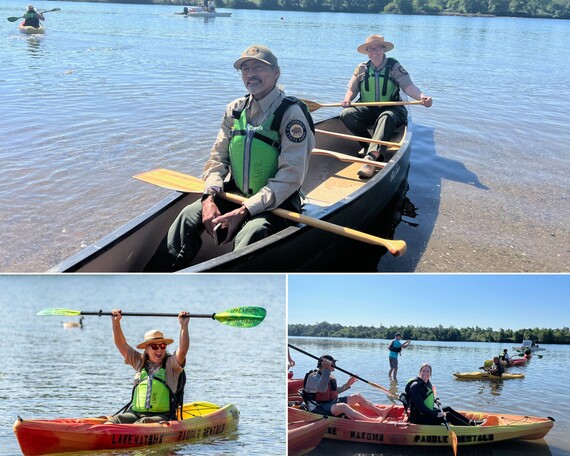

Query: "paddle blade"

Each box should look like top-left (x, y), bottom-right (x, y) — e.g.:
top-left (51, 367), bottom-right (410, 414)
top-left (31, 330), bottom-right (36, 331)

top-left (7, 16), bottom-right (22, 22)
top-left (134, 169), bottom-right (206, 193)
top-left (213, 306), bottom-right (266, 328)
top-left (37, 308), bottom-right (82, 317)
top-left (299, 99), bottom-right (322, 112)
top-left (449, 429), bottom-right (458, 456)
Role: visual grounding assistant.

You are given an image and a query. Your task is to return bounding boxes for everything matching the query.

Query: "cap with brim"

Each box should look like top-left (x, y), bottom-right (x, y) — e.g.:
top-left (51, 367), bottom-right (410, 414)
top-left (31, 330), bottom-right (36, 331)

top-left (357, 34), bottom-right (395, 54)
top-left (395, 332), bottom-right (402, 337)
top-left (234, 45), bottom-right (278, 69)
top-left (136, 329), bottom-right (174, 349)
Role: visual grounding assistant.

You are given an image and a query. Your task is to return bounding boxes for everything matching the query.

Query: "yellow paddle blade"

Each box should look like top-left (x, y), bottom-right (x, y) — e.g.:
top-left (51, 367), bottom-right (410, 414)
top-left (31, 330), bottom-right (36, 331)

top-left (134, 169), bottom-right (205, 193)
top-left (450, 429), bottom-right (458, 456)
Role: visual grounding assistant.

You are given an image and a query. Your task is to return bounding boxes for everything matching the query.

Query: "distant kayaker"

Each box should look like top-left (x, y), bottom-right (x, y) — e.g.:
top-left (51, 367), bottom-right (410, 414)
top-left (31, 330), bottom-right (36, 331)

top-left (22, 5), bottom-right (44, 28)
top-left (145, 44), bottom-right (315, 272)
top-left (105, 309), bottom-right (190, 424)
top-left (407, 363), bottom-right (485, 426)
top-left (486, 356), bottom-right (505, 376)
top-left (499, 348), bottom-right (511, 365)
top-left (387, 332), bottom-right (410, 380)
top-left (340, 34), bottom-right (433, 179)
top-left (301, 355), bottom-right (387, 421)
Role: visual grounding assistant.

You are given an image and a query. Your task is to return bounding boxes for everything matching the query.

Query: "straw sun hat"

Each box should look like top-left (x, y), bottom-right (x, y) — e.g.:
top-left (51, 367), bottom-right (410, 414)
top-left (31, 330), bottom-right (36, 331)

top-left (136, 329), bottom-right (174, 349)
top-left (357, 34), bottom-right (395, 54)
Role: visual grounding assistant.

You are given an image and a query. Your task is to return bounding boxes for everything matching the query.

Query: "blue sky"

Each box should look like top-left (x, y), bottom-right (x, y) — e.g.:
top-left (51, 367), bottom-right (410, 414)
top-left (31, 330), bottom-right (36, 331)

top-left (288, 275), bottom-right (568, 330)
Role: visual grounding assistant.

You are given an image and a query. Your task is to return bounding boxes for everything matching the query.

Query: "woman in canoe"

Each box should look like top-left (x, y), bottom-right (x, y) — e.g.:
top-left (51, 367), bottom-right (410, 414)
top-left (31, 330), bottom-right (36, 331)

top-left (301, 355), bottom-right (386, 421)
top-left (105, 309), bottom-right (190, 423)
top-left (22, 5), bottom-right (44, 28)
top-left (340, 34), bottom-right (432, 179)
top-left (407, 363), bottom-right (485, 426)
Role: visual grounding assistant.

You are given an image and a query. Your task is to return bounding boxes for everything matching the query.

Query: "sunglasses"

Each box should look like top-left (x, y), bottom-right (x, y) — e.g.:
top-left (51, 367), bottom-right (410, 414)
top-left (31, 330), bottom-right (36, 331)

top-left (149, 343), bottom-right (167, 350)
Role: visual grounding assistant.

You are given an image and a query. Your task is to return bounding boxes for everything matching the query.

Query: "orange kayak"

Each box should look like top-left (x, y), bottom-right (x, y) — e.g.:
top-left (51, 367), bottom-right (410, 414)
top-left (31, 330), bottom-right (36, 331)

top-left (288, 416), bottom-right (329, 456)
top-left (14, 402), bottom-right (239, 455)
top-left (288, 405), bottom-right (554, 446)
top-left (288, 377), bottom-right (303, 395)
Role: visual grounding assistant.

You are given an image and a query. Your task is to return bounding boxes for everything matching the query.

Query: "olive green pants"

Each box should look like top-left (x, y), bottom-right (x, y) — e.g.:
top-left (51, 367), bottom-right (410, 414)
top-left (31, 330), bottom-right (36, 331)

top-left (145, 190), bottom-right (301, 272)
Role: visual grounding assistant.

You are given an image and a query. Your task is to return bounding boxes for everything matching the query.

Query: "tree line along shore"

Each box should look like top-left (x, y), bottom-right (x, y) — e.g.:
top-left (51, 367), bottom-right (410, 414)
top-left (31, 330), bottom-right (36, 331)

top-left (289, 322), bottom-right (570, 345)
top-left (51, 0), bottom-right (569, 20)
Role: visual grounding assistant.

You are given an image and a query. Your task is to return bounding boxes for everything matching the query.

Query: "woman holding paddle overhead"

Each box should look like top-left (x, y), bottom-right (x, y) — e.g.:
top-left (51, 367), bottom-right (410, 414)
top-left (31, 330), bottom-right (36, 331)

top-left (407, 363), bottom-right (485, 426)
top-left (145, 44), bottom-right (315, 272)
top-left (105, 309), bottom-right (190, 424)
top-left (22, 5), bottom-right (44, 28)
top-left (340, 34), bottom-right (432, 179)
top-left (301, 355), bottom-right (387, 421)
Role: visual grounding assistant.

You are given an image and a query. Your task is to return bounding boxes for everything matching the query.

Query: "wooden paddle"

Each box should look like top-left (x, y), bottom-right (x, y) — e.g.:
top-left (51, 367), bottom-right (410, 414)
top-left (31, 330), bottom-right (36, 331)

top-left (133, 169), bottom-right (407, 256)
top-left (436, 399), bottom-right (458, 456)
top-left (315, 128), bottom-right (402, 148)
top-left (37, 306), bottom-right (267, 328)
top-left (7, 8), bottom-right (60, 22)
top-left (301, 98), bottom-right (423, 113)
top-left (312, 148), bottom-right (387, 168)
top-left (288, 343), bottom-right (399, 402)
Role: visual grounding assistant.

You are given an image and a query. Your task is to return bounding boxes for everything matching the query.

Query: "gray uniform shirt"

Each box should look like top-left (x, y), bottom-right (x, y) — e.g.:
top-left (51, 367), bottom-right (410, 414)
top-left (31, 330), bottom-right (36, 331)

top-left (203, 86), bottom-right (315, 216)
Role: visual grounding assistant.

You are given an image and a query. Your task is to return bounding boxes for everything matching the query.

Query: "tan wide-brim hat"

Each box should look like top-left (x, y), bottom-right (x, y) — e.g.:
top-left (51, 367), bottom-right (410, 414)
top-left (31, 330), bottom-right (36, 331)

top-left (136, 329), bottom-right (174, 349)
top-left (233, 45), bottom-right (278, 69)
top-left (357, 34), bottom-right (395, 54)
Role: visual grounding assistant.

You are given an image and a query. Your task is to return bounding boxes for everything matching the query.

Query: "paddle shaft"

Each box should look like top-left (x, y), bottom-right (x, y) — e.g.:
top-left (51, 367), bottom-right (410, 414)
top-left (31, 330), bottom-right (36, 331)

top-left (78, 310), bottom-right (214, 318)
top-left (302, 98), bottom-right (423, 113)
top-left (134, 169), bottom-right (406, 256)
top-left (220, 190), bottom-right (404, 253)
top-left (436, 399), bottom-right (459, 456)
top-left (7, 8), bottom-right (59, 22)
top-left (288, 343), bottom-right (394, 396)
top-left (315, 129), bottom-right (402, 148)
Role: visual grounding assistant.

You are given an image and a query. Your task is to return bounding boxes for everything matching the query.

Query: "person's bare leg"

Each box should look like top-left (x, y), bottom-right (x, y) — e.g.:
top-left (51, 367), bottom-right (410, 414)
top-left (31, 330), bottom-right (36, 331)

top-left (331, 402), bottom-right (383, 421)
top-left (346, 393), bottom-right (385, 417)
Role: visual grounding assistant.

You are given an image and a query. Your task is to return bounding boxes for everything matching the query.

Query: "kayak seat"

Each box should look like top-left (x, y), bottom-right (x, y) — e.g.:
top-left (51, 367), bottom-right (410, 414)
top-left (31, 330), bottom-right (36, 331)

top-left (482, 415), bottom-right (500, 426)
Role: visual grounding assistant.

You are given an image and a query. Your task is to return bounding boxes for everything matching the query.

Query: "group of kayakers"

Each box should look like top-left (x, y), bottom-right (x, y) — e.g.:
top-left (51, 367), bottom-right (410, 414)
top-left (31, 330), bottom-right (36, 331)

top-left (144, 36), bottom-right (431, 272)
top-left (289, 334), bottom-right (540, 426)
top-left (297, 351), bottom-right (486, 426)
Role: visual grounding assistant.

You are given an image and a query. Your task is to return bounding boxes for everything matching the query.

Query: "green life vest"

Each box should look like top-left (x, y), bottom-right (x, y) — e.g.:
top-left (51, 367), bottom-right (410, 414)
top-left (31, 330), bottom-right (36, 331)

top-left (360, 58), bottom-right (400, 103)
top-left (131, 365), bottom-right (172, 413)
top-left (228, 96), bottom-right (314, 197)
top-left (406, 377), bottom-right (435, 411)
top-left (23, 12), bottom-right (35, 18)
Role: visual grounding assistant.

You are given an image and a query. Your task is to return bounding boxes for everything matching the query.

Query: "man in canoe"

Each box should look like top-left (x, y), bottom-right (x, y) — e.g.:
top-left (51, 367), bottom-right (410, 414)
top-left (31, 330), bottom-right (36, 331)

top-left (301, 355), bottom-right (387, 421)
top-left (22, 5), bottom-right (44, 28)
top-left (145, 45), bottom-right (315, 272)
top-left (105, 309), bottom-right (189, 424)
top-left (388, 332), bottom-right (410, 380)
top-left (407, 363), bottom-right (486, 426)
top-left (340, 34), bottom-right (433, 179)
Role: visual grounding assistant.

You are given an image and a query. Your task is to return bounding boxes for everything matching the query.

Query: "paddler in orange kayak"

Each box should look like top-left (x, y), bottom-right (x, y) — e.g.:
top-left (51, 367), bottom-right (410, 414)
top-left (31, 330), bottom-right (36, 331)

top-left (105, 309), bottom-right (190, 424)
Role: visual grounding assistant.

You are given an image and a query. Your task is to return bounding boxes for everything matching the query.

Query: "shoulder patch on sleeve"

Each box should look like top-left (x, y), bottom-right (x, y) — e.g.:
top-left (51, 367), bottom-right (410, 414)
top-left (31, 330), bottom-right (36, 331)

top-left (399, 66), bottom-right (409, 75)
top-left (285, 119), bottom-right (307, 143)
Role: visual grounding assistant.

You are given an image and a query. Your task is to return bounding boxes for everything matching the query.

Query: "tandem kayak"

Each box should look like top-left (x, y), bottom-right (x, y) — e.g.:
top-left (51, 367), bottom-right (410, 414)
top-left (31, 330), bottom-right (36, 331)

top-left (288, 416), bottom-right (328, 456)
top-left (19, 22), bottom-right (45, 34)
top-left (288, 405), bottom-right (554, 446)
top-left (14, 402), bottom-right (239, 455)
top-left (482, 357), bottom-right (527, 368)
top-left (454, 371), bottom-right (525, 380)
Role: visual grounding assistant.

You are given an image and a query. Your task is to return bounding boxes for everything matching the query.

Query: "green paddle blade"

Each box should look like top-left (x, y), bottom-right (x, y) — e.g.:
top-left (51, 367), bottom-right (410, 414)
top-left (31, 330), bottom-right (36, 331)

top-left (213, 306), bottom-right (266, 328)
top-left (37, 308), bottom-right (81, 316)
